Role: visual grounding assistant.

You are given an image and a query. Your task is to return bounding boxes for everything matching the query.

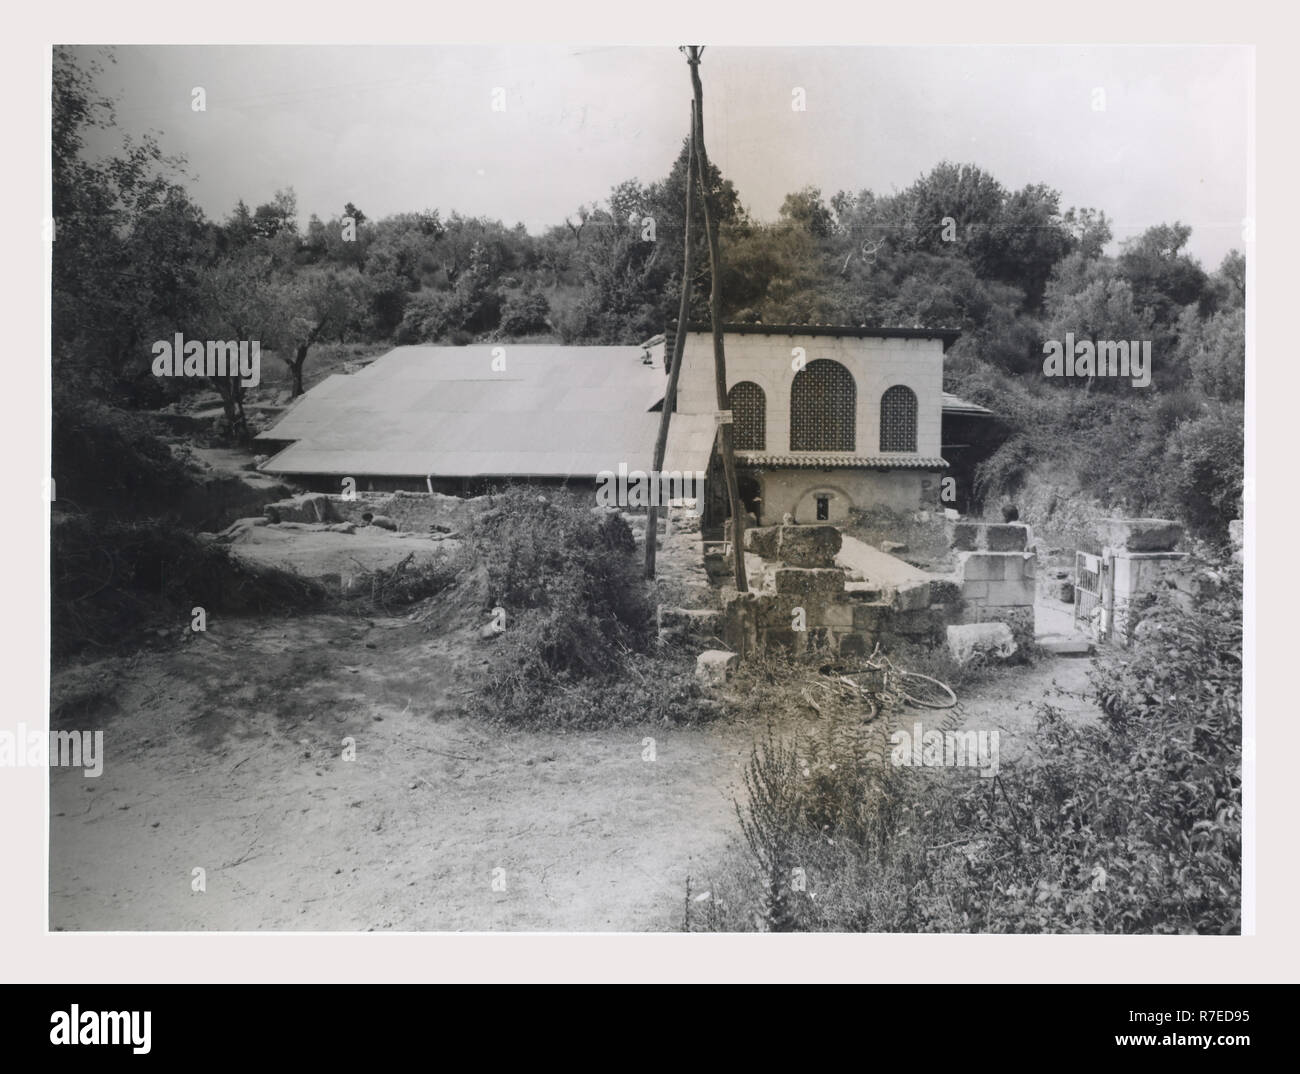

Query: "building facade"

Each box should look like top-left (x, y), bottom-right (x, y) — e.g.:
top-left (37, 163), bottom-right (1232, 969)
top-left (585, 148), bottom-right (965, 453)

top-left (673, 324), bottom-right (959, 526)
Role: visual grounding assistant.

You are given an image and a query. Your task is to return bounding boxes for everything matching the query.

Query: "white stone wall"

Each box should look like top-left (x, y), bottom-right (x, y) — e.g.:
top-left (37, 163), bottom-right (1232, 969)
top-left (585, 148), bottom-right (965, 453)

top-left (755, 469), bottom-right (940, 524)
top-left (676, 330), bottom-right (945, 457)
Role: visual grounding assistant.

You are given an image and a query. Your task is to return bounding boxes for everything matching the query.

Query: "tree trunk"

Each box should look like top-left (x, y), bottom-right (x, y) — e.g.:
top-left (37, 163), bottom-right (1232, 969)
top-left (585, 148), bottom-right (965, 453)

top-left (645, 101), bottom-right (700, 581)
top-left (687, 46), bottom-right (747, 594)
top-left (291, 343), bottom-right (309, 397)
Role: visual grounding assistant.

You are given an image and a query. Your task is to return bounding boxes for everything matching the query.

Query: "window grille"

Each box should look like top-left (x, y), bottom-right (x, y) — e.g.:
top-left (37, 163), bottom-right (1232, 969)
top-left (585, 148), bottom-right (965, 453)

top-left (790, 360), bottom-right (856, 452)
top-left (879, 385), bottom-right (918, 452)
top-left (728, 381), bottom-right (766, 450)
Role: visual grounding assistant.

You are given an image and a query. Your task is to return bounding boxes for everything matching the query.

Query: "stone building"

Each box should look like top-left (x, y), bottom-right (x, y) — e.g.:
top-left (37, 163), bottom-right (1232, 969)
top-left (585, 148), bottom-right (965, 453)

top-left (672, 323), bottom-right (966, 527)
top-left (254, 326), bottom-right (989, 526)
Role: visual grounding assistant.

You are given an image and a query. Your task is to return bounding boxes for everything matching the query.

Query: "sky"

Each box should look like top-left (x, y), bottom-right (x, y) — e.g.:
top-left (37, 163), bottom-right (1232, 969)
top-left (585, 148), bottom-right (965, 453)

top-left (74, 44), bottom-right (1252, 268)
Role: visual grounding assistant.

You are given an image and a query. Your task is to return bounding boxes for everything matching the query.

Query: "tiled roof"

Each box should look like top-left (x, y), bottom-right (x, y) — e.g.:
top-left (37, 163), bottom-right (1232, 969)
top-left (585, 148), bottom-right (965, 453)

top-left (735, 452), bottom-right (949, 470)
top-left (941, 392), bottom-right (994, 416)
top-left (677, 322), bottom-right (962, 349)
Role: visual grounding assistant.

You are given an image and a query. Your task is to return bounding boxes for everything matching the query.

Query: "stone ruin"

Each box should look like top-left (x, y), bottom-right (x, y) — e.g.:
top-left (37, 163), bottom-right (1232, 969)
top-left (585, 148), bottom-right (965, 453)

top-left (260, 490), bottom-right (473, 533)
top-left (703, 519), bottom-right (1038, 665)
top-left (1090, 517), bottom-right (1191, 644)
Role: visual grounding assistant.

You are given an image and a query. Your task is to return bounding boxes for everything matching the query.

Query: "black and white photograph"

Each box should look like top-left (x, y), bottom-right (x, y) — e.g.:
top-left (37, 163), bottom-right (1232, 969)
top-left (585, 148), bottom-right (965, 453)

top-left (40, 36), bottom-right (1250, 941)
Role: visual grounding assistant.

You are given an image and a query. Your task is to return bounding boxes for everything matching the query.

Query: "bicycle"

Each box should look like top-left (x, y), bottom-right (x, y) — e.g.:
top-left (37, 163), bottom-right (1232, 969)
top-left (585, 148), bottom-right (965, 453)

top-left (809, 642), bottom-right (957, 721)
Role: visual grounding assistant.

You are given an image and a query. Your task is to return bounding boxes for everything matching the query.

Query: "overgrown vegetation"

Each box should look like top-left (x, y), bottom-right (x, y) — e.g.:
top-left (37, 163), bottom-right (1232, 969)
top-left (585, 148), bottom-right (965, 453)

top-left (52, 390), bottom-right (198, 518)
top-left (691, 563), bottom-right (1241, 933)
top-left (462, 487), bottom-right (708, 727)
top-left (51, 515), bottom-right (333, 660)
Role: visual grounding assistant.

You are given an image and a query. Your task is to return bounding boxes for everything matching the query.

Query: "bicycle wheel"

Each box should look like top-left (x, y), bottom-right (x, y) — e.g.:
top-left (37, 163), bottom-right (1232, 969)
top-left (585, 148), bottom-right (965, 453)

top-left (898, 670), bottom-right (957, 709)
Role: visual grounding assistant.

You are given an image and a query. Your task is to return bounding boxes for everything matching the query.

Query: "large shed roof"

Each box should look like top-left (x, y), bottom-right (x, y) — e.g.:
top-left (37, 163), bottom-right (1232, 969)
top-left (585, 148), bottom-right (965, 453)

top-left (258, 344), bottom-right (716, 479)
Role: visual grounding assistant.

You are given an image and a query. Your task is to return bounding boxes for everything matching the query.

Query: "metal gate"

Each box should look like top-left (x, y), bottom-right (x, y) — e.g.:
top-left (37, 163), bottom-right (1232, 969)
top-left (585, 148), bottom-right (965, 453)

top-left (1073, 551), bottom-right (1110, 640)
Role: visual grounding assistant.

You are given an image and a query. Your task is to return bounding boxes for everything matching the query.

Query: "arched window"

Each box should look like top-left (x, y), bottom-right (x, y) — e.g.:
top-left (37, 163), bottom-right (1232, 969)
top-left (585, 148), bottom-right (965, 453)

top-left (728, 381), bottom-right (766, 450)
top-left (790, 359), bottom-right (856, 452)
top-left (880, 385), bottom-right (918, 452)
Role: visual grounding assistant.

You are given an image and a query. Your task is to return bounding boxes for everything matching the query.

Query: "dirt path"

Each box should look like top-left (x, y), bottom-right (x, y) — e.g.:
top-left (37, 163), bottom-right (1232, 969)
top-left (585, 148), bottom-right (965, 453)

top-left (899, 653), bottom-right (1102, 767)
top-left (50, 600), bottom-right (1097, 932)
top-left (50, 612), bottom-right (756, 932)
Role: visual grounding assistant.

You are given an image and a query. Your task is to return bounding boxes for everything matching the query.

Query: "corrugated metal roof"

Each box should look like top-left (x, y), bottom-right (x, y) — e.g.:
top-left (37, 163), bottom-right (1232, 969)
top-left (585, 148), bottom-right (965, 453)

top-left (735, 452), bottom-right (949, 470)
top-left (258, 345), bottom-right (715, 479)
top-left (941, 392), bottom-right (994, 416)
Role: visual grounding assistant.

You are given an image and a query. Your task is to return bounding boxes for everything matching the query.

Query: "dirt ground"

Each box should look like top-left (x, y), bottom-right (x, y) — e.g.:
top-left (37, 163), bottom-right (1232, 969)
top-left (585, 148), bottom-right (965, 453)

top-left (49, 601), bottom-right (1098, 932)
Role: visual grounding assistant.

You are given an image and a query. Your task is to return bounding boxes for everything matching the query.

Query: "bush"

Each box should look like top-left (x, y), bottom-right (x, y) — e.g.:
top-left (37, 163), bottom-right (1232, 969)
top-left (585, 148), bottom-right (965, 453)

top-left (51, 516), bottom-right (333, 660)
top-left (498, 288), bottom-right (551, 337)
top-left (1158, 403), bottom-right (1244, 540)
top-left (693, 566), bottom-right (1241, 932)
top-left (52, 393), bottom-right (197, 517)
top-left (465, 487), bottom-right (671, 725)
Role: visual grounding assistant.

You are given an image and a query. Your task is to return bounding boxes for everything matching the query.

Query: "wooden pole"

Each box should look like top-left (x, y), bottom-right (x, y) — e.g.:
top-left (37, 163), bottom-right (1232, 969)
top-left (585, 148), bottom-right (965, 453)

top-left (645, 101), bottom-right (699, 580)
top-left (686, 46), bottom-right (748, 593)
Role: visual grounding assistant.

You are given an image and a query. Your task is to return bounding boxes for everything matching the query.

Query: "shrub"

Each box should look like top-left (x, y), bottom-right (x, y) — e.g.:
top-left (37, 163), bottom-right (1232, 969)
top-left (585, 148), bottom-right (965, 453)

top-left (693, 566), bottom-right (1241, 932)
top-left (498, 288), bottom-right (551, 337)
top-left (52, 393), bottom-right (197, 517)
top-left (1158, 403), bottom-right (1244, 540)
top-left (51, 516), bottom-right (333, 660)
top-left (465, 487), bottom-right (673, 725)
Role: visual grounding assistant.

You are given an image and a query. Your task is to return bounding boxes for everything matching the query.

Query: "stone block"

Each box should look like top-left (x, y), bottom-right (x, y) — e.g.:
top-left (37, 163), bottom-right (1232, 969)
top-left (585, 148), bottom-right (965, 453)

top-left (961, 605), bottom-right (1035, 650)
top-left (951, 522), bottom-right (980, 551)
top-left (658, 606), bottom-right (723, 638)
top-left (951, 521), bottom-right (1029, 552)
top-left (961, 579), bottom-right (989, 602)
top-left (986, 523), bottom-right (1031, 552)
top-left (837, 632), bottom-right (871, 659)
top-left (960, 552), bottom-right (1006, 582)
top-left (757, 593), bottom-right (807, 629)
top-left (890, 580), bottom-right (932, 611)
top-left (984, 578), bottom-right (1036, 606)
top-left (844, 581), bottom-right (884, 602)
top-left (853, 602), bottom-right (893, 631)
top-left (742, 525), bottom-right (781, 559)
top-left (881, 540), bottom-right (908, 555)
top-left (696, 649), bottom-right (739, 686)
top-left (776, 524), bottom-right (842, 568)
top-left (1039, 635), bottom-right (1093, 655)
top-left (771, 567), bottom-right (846, 602)
top-left (821, 602), bottom-right (855, 629)
top-left (946, 622), bottom-right (1017, 666)
top-left (893, 609), bottom-right (940, 638)
top-left (264, 492), bottom-right (336, 524)
top-left (1101, 518), bottom-right (1184, 553)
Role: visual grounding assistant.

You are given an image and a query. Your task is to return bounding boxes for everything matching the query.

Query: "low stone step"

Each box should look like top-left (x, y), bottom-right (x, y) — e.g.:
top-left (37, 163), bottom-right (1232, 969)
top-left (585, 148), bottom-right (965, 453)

top-left (1037, 634), bottom-right (1094, 655)
top-left (658, 606), bottom-right (724, 638)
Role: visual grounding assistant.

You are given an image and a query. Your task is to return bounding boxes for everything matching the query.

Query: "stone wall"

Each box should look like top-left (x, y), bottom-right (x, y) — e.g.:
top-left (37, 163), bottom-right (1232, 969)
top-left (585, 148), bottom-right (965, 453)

top-left (720, 524), bottom-right (962, 659)
top-left (950, 522), bottom-right (1037, 649)
top-left (748, 468), bottom-right (942, 526)
top-left (263, 490), bottom-right (477, 532)
top-left (1101, 519), bottom-right (1189, 644)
